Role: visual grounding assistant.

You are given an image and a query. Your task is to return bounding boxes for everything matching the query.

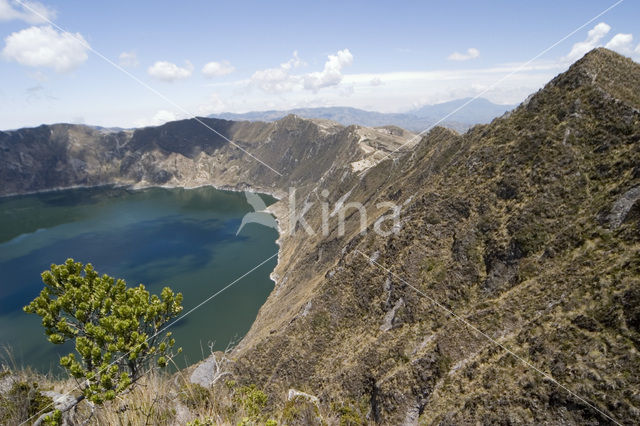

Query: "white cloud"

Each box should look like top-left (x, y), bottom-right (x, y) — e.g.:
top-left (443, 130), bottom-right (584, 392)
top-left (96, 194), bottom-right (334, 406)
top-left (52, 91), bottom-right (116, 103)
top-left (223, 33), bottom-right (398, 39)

top-left (147, 60), bottom-right (193, 82)
top-left (564, 22), bottom-right (611, 61)
top-left (198, 93), bottom-right (226, 115)
top-left (151, 110), bottom-right (177, 124)
top-left (605, 33), bottom-right (634, 55)
top-left (562, 23), bottom-right (640, 61)
top-left (2, 25), bottom-right (89, 72)
top-left (447, 48), bottom-right (480, 61)
top-left (303, 48), bottom-right (353, 91)
top-left (202, 60), bottom-right (234, 77)
top-left (134, 110), bottom-right (180, 127)
top-left (0, 0), bottom-right (56, 24)
top-left (118, 51), bottom-right (139, 68)
top-left (250, 51), bottom-right (304, 93)
top-left (250, 49), bottom-right (353, 94)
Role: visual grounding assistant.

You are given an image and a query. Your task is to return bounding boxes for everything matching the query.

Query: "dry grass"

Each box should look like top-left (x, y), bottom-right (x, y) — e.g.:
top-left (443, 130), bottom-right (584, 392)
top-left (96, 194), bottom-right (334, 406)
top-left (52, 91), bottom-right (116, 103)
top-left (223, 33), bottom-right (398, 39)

top-left (0, 346), bottom-right (224, 426)
top-left (0, 341), bottom-right (357, 425)
top-left (0, 352), bottom-right (308, 426)
top-left (1, 366), bottom-right (236, 425)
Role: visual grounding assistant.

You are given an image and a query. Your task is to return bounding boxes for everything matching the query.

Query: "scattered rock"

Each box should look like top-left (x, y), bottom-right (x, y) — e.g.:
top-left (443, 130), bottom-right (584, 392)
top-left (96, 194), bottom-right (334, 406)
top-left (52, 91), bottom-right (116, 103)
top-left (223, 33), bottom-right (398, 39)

top-left (41, 390), bottom-right (77, 411)
top-left (609, 186), bottom-right (640, 229)
top-left (301, 301), bottom-right (312, 317)
top-left (380, 297), bottom-right (404, 331)
top-left (287, 388), bottom-right (319, 404)
top-left (189, 354), bottom-right (230, 387)
top-left (0, 370), bottom-right (15, 395)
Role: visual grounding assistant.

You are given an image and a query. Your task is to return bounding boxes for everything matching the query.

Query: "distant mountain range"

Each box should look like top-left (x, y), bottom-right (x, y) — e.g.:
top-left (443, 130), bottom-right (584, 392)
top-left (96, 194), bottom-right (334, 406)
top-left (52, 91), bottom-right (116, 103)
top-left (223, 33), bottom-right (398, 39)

top-left (209, 98), bottom-right (516, 132)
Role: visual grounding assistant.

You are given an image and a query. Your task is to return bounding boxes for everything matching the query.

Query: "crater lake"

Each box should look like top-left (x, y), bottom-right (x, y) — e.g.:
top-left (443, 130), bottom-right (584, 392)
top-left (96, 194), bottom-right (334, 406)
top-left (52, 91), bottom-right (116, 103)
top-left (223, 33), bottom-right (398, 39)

top-left (0, 185), bottom-right (279, 373)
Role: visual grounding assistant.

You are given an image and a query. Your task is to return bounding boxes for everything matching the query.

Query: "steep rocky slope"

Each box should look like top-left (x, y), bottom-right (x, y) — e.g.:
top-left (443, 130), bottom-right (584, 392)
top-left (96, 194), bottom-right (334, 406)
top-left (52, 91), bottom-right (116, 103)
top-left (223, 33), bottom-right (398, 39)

top-left (0, 115), bottom-right (413, 198)
top-left (227, 48), bottom-right (640, 424)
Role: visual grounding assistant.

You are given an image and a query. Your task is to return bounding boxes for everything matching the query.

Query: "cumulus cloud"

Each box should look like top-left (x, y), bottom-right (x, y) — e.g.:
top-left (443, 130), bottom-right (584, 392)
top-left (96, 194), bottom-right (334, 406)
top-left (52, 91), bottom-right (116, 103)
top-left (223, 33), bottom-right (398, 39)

top-left (605, 33), bottom-right (634, 55)
top-left (564, 22), bottom-right (611, 61)
top-left (118, 51), bottom-right (139, 68)
top-left (303, 48), bottom-right (353, 91)
top-left (447, 48), bottom-right (480, 61)
top-left (562, 22), bottom-right (640, 61)
top-left (2, 25), bottom-right (89, 72)
top-left (250, 49), bottom-right (353, 94)
top-left (250, 51), bottom-right (304, 93)
top-left (147, 60), bottom-right (193, 82)
top-left (150, 110), bottom-right (177, 124)
top-left (134, 110), bottom-right (180, 127)
top-left (0, 0), bottom-right (56, 24)
top-left (202, 60), bottom-right (234, 77)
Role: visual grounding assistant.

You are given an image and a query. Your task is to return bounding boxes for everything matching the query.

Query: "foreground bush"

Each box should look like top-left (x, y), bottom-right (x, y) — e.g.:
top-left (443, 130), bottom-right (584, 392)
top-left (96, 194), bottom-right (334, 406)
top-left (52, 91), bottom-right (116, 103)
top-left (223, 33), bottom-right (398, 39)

top-left (23, 259), bottom-right (183, 422)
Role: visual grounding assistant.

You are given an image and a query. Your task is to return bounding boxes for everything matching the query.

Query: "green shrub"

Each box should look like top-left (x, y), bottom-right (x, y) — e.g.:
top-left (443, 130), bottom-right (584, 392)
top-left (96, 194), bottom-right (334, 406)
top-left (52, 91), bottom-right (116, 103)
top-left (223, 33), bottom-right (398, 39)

top-left (24, 259), bottom-right (183, 406)
top-left (337, 404), bottom-right (363, 426)
top-left (186, 417), bottom-right (216, 426)
top-left (233, 384), bottom-right (268, 420)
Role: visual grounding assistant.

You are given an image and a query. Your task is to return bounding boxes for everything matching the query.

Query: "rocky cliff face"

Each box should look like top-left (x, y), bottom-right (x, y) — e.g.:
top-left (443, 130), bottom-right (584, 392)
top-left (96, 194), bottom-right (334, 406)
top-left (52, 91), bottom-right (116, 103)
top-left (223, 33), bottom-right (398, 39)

top-left (2, 48), bottom-right (639, 425)
top-left (0, 115), bottom-right (413, 198)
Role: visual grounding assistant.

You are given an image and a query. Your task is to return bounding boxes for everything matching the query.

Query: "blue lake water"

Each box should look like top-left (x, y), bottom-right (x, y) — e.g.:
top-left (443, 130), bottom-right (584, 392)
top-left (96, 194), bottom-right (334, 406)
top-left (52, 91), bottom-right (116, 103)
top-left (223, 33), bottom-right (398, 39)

top-left (0, 186), bottom-right (278, 373)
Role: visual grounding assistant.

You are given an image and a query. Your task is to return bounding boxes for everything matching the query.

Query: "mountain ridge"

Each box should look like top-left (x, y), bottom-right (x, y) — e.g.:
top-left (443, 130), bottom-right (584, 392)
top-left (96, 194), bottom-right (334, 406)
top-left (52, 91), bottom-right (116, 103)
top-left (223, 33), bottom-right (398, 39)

top-left (0, 113), bottom-right (417, 199)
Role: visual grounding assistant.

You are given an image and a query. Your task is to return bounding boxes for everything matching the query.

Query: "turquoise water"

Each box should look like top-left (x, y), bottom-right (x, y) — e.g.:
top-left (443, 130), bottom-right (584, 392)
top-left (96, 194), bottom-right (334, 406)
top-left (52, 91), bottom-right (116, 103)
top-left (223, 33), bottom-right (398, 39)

top-left (0, 186), bottom-right (278, 373)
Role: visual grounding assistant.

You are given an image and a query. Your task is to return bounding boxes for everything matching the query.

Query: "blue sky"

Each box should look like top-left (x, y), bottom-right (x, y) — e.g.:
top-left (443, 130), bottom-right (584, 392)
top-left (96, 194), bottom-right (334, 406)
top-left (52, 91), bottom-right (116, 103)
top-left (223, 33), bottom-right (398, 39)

top-left (0, 0), bottom-right (639, 129)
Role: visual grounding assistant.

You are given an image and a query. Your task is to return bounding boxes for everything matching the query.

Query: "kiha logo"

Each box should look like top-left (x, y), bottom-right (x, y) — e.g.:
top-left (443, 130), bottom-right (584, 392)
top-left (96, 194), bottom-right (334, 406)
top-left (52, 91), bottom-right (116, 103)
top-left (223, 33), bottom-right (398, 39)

top-left (236, 191), bottom-right (278, 235)
top-left (237, 187), bottom-right (403, 237)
